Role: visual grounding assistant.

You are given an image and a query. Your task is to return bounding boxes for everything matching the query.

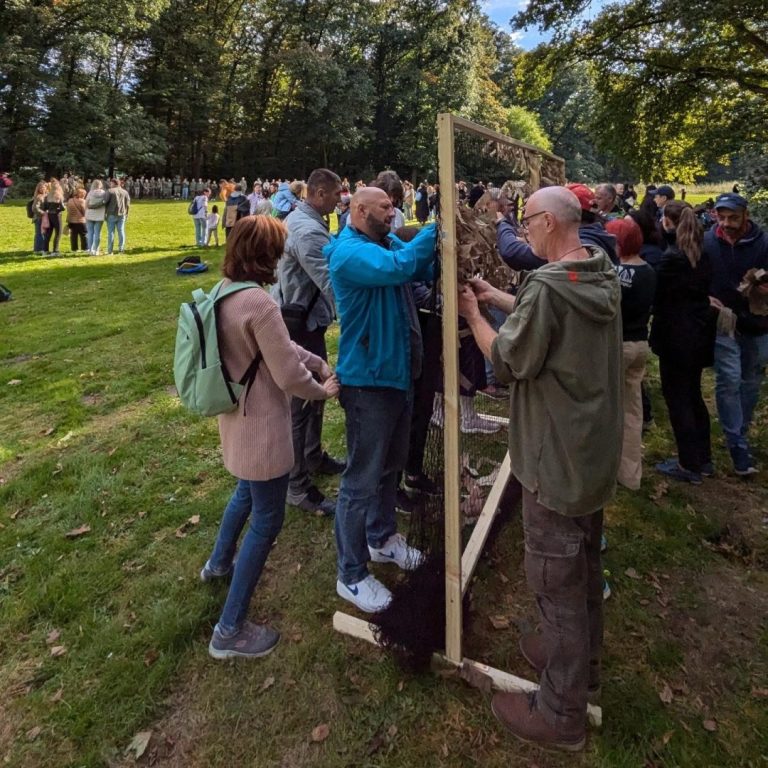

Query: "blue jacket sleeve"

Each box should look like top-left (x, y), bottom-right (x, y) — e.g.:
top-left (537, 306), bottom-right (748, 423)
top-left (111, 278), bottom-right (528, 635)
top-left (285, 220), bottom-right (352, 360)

top-left (333, 224), bottom-right (436, 287)
top-left (497, 220), bottom-right (546, 270)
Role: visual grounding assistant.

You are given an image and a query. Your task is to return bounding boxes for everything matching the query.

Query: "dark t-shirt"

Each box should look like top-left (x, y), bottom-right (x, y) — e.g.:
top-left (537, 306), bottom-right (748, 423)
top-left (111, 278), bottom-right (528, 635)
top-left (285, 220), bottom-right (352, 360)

top-left (616, 262), bottom-right (656, 341)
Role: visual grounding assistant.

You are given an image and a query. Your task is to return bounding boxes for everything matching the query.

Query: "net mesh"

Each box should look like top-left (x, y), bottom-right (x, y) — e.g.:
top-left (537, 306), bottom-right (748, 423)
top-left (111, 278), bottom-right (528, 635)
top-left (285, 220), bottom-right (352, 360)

top-left (371, 119), bottom-right (563, 670)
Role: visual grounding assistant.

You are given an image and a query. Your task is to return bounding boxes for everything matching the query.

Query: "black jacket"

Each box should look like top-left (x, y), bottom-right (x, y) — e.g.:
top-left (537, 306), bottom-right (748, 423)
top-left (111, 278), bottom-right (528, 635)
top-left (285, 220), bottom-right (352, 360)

top-left (650, 245), bottom-right (716, 366)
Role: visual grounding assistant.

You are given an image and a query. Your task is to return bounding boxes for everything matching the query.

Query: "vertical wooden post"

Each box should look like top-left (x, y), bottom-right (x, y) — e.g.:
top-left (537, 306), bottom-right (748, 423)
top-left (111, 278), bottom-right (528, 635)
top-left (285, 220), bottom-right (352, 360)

top-left (437, 113), bottom-right (462, 664)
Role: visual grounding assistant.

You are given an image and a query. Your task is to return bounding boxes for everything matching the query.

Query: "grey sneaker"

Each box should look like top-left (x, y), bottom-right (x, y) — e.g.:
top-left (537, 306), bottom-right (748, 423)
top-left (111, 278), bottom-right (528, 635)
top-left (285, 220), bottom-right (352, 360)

top-left (199, 558), bottom-right (235, 583)
top-left (208, 621), bottom-right (280, 659)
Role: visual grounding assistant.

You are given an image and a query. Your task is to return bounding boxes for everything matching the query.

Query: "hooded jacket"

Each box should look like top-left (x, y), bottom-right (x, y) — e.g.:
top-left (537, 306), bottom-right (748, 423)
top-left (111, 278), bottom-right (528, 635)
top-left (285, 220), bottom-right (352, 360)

top-left (272, 182), bottom-right (299, 214)
top-left (497, 219), bottom-right (618, 273)
top-left (325, 223), bottom-right (436, 390)
top-left (704, 221), bottom-right (768, 335)
top-left (491, 247), bottom-right (622, 516)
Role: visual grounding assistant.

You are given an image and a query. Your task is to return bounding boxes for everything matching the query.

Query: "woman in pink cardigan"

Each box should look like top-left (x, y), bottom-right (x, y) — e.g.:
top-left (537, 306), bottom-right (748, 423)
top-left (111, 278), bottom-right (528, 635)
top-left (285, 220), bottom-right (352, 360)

top-left (201, 215), bottom-right (339, 660)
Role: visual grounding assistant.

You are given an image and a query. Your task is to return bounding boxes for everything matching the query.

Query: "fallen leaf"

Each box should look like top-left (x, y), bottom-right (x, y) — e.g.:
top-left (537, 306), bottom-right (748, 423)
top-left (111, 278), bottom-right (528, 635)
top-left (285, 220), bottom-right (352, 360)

top-left (175, 515), bottom-right (200, 538)
top-left (397, 680), bottom-right (404, 692)
top-left (659, 683), bottom-right (674, 704)
top-left (50, 645), bottom-right (67, 657)
top-left (261, 675), bottom-right (275, 691)
top-left (46, 629), bottom-right (61, 645)
top-left (290, 632), bottom-right (302, 643)
top-left (50, 688), bottom-right (64, 703)
top-left (26, 726), bottom-right (42, 741)
top-left (702, 719), bottom-right (717, 732)
top-left (751, 687), bottom-right (768, 698)
top-left (126, 730), bottom-right (153, 759)
top-left (311, 723), bottom-right (330, 742)
top-left (42, 427), bottom-right (55, 436)
top-left (57, 431), bottom-right (74, 446)
top-left (188, 514), bottom-right (200, 525)
top-left (387, 725), bottom-right (398, 738)
top-left (144, 649), bottom-right (159, 667)
top-left (650, 480), bottom-right (669, 502)
top-left (498, 572), bottom-right (509, 584)
top-left (8, 379), bottom-right (22, 386)
top-left (662, 730), bottom-right (674, 746)
top-left (489, 615), bottom-right (510, 630)
top-left (65, 524), bottom-right (91, 539)
top-left (624, 567), bottom-right (642, 580)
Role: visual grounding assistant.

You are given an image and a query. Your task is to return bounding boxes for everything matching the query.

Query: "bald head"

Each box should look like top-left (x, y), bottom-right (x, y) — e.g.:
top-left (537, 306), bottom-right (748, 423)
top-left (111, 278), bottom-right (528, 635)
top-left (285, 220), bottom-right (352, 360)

top-left (350, 187), bottom-right (395, 240)
top-left (522, 186), bottom-right (586, 262)
top-left (526, 186), bottom-right (582, 225)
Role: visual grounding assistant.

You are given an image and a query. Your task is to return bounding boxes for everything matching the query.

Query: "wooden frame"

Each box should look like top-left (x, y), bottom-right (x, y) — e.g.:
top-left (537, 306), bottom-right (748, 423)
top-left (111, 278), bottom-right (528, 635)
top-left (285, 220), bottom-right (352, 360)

top-left (333, 114), bottom-right (600, 727)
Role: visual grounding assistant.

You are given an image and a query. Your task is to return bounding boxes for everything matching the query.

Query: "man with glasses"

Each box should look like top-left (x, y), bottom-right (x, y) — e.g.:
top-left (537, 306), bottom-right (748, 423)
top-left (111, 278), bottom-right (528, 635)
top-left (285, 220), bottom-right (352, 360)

top-left (498, 183), bottom-right (618, 271)
top-left (458, 186), bottom-right (622, 751)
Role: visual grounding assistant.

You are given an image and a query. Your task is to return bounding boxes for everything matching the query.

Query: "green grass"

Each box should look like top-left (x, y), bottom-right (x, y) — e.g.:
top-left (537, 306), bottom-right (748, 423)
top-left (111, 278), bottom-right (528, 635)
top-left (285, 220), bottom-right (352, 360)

top-left (1, 200), bottom-right (767, 767)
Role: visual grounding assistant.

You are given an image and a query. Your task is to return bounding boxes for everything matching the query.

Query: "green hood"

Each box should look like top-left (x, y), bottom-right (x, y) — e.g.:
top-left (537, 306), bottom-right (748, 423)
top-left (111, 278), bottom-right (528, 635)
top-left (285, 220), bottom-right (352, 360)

top-left (524, 248), bottom-right (620, 325)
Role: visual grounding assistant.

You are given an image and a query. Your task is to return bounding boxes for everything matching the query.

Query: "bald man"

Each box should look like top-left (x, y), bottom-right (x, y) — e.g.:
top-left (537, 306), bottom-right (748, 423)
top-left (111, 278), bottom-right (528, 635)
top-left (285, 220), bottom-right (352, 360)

top-left (323, 188), bottom-right (436, 613)
top-left (458, 186), bottom-right (622, 751)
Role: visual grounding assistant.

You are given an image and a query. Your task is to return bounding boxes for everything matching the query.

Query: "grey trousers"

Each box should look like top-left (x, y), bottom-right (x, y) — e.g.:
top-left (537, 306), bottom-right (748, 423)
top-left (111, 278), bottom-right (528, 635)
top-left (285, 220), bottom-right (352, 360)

top-left (522, 487), bottom-right (603, 735)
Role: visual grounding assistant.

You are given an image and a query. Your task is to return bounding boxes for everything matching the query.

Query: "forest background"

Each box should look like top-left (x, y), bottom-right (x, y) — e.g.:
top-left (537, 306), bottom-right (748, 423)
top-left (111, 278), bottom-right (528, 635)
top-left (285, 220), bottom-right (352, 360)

top-left (1, 0), bottom-right (767, 208)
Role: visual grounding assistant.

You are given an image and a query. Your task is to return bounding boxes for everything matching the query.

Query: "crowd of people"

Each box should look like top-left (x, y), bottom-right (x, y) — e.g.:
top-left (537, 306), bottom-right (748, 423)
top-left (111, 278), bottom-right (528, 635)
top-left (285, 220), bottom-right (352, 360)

top-left (185, 166), bottom-right (766, 753)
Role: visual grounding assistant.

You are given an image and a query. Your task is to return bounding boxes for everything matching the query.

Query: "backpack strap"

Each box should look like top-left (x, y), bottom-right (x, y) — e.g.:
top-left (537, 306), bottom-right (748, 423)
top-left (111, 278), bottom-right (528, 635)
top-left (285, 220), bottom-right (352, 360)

top-left (236, 350), bottom-right (263, 417)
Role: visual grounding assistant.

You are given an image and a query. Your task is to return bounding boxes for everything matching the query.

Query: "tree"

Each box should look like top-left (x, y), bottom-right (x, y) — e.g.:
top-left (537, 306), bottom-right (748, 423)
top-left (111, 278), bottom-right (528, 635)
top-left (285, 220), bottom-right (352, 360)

top-left (512, 0), bottom-right (768, 181)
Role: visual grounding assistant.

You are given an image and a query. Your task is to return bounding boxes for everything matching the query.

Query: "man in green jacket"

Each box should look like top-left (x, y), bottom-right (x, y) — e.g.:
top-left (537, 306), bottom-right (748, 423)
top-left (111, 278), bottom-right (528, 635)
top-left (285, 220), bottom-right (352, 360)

top-left (458, 185), bottom-right (622, 752)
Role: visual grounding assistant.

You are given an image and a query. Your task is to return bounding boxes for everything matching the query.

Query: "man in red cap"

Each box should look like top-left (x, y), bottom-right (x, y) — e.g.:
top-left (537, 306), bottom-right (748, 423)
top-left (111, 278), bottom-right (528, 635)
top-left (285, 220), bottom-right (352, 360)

top-left (497, 182), bottom-right (618, 271)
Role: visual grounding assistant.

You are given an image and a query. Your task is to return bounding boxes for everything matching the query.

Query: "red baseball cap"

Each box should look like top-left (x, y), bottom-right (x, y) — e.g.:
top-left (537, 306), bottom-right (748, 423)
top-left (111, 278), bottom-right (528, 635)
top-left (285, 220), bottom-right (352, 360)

top-left (566, 183), bottom-right (597, 212)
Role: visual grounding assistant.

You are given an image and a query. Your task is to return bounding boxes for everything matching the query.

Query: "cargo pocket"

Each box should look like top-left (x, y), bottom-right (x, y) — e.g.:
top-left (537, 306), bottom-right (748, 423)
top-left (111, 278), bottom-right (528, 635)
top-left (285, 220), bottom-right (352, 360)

top-left (524, 525), bottom-right (583, 596)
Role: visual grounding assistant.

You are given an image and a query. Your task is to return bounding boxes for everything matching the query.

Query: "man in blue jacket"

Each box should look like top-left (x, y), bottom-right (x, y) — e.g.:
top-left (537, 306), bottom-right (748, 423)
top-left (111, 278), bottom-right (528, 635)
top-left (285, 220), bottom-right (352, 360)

top-left (325, 187), bottom-right (436, 613)
top-left (705, 193), bottom-right (768, 475)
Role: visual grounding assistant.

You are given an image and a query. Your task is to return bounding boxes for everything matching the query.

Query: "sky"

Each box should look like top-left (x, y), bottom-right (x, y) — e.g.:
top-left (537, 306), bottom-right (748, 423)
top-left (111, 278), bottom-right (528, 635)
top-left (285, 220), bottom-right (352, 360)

top-left (483, 0), bottom-right (609, 50)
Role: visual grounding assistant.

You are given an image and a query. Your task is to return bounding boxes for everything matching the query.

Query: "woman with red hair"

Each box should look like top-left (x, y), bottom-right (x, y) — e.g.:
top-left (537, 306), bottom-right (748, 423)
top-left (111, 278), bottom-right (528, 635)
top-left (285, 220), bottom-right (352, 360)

top-left (606, 216), bottom-right (657, 489)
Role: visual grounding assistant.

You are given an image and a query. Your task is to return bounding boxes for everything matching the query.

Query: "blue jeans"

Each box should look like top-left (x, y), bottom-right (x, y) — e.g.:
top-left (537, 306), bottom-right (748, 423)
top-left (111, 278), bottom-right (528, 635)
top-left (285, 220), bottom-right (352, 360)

top-left (209, 475), bottom-right (289, 635)
top-left (34, 218), bottom-right (45, 252)
top-left (194, 217), bottom-right (206, 246)
top-left (86, 220), bottom-right (103, 252)
top-left (106, 215), bottom-right (126, 252)
top-left (335, 386), bottom-right (412, 585)
top-left (714, 332), bottom-right (768, 453)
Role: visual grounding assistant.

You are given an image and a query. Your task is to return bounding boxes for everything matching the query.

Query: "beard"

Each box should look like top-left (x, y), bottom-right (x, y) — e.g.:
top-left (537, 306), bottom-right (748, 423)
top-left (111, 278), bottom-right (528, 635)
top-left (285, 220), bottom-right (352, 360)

top-left (366, 212), bottom-right (391, 239)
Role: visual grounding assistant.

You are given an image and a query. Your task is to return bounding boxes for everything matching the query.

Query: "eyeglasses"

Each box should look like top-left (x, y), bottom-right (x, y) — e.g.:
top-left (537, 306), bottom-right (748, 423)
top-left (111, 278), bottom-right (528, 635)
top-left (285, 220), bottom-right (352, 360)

top-left (519, 210), bottom-right (549, 230)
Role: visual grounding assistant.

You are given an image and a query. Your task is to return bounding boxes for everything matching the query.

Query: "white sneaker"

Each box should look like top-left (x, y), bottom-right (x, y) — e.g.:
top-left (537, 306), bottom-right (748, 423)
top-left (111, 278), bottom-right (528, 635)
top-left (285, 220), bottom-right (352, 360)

top-left (369, 533), bottom-right (424, 570)
top-left (336, 575), bottom-right (392, 613)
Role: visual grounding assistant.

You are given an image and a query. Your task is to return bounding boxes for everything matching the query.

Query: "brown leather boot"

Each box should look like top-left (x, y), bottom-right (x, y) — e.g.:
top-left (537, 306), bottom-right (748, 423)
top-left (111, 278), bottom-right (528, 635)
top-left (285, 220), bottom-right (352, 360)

top-left (519, 633), bottom-right (602, 705)
top-left (491, 691), bottom-right (586, 752)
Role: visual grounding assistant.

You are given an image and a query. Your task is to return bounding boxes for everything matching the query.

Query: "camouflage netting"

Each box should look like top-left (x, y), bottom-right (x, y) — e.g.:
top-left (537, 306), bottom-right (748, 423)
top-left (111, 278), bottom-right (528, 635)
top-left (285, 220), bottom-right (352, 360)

top-left (372, 121), bottom-right (560, 671)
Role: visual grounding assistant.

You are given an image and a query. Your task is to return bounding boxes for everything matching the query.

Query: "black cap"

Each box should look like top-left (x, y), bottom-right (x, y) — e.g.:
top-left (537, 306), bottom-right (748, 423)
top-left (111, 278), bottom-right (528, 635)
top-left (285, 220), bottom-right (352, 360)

top-left (714, 193), bottom-right (748, 211)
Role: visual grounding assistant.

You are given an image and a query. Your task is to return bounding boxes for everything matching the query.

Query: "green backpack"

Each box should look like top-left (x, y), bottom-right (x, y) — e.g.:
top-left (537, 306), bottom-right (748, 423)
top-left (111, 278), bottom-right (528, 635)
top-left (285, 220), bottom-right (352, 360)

top-left (174, 280), bottom-right (262, 416)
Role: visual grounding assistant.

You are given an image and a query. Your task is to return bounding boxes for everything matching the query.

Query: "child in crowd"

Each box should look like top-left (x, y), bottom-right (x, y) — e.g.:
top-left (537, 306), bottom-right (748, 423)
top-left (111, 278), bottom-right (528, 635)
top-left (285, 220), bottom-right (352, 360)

top-left (206, 204), bottom-right (220, 246)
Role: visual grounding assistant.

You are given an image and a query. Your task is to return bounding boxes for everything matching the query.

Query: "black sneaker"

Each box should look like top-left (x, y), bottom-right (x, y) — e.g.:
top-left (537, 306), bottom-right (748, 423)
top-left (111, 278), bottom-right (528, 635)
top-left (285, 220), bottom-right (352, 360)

top-left (312, 453), bottom-right (346, 476)
top-left (730, 445), bottom-right (758, 477)
top-left (296, 486), bottom-right (336, 516)
top-left (403, 472), bottom-right (439, 496)
top-left (208, 621), bottom-right (280, 660)
top-left (396, 488), bottom-right (416, 516)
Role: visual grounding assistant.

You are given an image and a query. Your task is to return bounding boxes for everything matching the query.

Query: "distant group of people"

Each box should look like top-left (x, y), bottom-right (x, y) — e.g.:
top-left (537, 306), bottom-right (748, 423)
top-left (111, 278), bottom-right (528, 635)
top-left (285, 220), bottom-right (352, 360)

top-left (29, 177), bottom-right (130, 256)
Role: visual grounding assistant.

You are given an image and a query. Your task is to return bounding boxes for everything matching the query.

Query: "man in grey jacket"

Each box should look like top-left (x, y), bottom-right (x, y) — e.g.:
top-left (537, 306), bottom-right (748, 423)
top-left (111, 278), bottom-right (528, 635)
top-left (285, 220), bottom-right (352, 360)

top-left (105, 178), bottom-right (131, 254)
top-left (275, 168), bottom-right (343, 516)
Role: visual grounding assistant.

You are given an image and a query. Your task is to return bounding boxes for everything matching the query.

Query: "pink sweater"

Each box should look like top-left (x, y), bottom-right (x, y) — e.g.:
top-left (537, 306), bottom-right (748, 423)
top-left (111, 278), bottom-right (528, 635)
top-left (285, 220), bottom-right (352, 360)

top-left (216, 282), bottom-right (327, 480)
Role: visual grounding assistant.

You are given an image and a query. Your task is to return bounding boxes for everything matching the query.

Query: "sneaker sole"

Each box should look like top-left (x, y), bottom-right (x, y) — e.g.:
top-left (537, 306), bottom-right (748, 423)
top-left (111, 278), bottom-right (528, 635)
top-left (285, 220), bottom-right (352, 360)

top-left (208, 637), bottom-right (279, 660)
top-left (490, 698), bottom-right (586, 752)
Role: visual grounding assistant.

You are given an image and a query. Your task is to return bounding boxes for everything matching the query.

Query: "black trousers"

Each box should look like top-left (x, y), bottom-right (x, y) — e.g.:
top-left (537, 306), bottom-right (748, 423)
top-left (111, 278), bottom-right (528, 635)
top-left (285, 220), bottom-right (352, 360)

top-left (69, 222), bottom-right (87, 251)
top-left (286, 325), bottom-right (327, 503)
top-left (659, 356), bottom-right (712, 471)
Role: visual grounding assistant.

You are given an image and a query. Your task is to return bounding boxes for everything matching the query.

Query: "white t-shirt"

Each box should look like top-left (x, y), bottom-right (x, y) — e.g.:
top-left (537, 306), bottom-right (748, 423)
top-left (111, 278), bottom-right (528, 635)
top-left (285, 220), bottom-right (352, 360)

top-left (206, 212), bottom-right (219, 229)
top-left (193, 194), bottom-right (208, 219)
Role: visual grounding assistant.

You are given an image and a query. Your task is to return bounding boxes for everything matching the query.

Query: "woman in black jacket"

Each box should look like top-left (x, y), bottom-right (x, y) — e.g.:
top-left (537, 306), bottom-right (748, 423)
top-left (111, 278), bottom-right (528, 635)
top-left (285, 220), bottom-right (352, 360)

top-left (650, 201), bottom-right (716, 484)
